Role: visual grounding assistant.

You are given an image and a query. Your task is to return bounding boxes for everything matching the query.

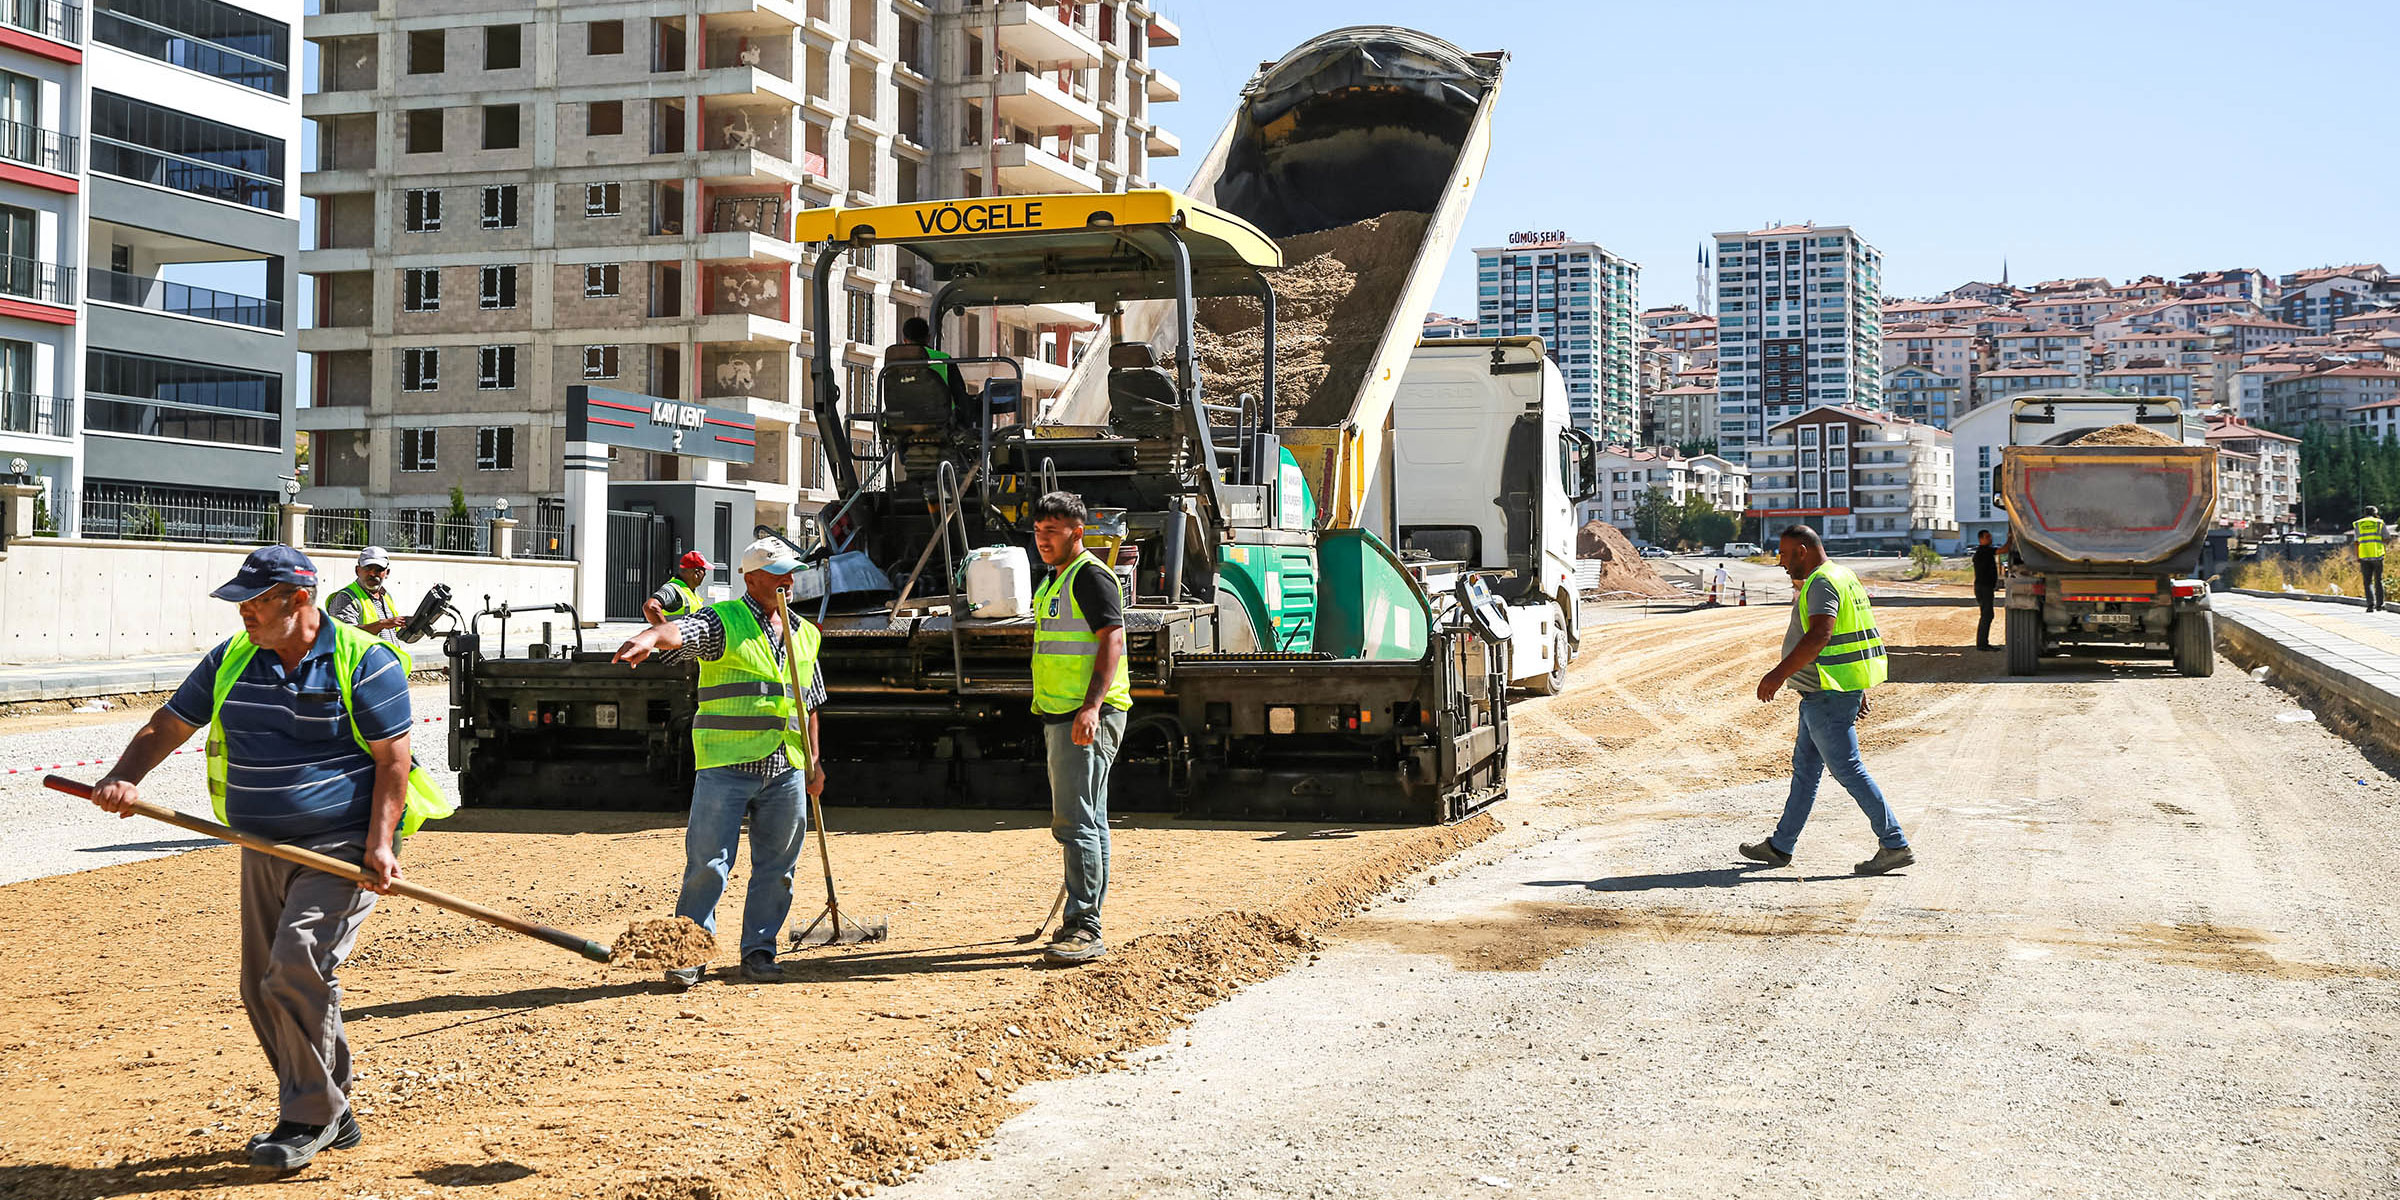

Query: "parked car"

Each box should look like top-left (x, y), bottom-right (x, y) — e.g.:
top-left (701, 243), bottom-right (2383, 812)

top-left (1638, 545), bottom-right (1671, 559)
top-left (1722, 541), bottom-right (1765, 557)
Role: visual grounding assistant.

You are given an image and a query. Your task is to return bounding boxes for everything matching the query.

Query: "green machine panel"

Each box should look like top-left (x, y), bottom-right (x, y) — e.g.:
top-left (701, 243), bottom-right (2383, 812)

top-left (1313, 528), bottom-right (1430, 661)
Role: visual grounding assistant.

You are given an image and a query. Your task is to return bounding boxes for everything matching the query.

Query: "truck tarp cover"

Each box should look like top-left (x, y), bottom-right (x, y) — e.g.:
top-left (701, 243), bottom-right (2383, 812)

top-left (1999, 444), bottom-right (2218, 567)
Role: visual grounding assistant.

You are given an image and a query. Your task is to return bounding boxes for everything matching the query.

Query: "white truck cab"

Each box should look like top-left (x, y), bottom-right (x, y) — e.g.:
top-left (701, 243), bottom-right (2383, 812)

top-left (1388, 337), bottom-right (1597, 694)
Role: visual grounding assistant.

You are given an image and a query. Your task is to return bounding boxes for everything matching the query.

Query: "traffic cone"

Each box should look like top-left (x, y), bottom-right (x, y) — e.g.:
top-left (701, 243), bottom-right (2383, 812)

top-left (1738, 584), bottom-right (1748, 606)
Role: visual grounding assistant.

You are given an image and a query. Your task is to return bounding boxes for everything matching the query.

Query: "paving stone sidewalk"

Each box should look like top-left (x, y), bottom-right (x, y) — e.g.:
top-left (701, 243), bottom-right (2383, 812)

top-left (2215, 593), bottom-right (2400, 737)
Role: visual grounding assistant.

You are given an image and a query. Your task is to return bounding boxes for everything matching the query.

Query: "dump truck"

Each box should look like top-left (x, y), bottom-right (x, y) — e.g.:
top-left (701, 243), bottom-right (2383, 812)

top-left (1997, 394), bottom-right (2218, 678)
top-left (445, 27), bottom-right (1518, 824)
top-left (1388, 337), bottom-right (1597, 695)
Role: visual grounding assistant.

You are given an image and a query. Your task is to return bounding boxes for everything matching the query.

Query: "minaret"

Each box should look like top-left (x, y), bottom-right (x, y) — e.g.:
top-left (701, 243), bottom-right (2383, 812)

top-left (1696, 244), bottom-right (1711, 316)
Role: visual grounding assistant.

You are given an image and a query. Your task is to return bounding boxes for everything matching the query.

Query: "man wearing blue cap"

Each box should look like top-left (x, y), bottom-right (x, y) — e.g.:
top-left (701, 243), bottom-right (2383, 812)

top-left (614, 536), bottom-right (825, 989)
top-left (85, 545), bottom-right (426, 1171)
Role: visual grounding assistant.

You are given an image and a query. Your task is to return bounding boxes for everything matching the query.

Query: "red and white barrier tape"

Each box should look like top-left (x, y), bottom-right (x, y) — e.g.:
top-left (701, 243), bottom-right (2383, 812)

top-left (3, 715), bottom-right (444, 776)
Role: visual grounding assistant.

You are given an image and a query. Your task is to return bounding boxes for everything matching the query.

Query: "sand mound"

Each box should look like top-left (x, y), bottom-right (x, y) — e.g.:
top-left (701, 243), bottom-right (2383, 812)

top-left (2072, 423), bottom-right (2180, 447)
top-left (609, 916), bottom-right (715, 970)
top-left (1195, 211), bottom-right (1434, 428)
top-left (1578, 520), bottom-right (1686, 599)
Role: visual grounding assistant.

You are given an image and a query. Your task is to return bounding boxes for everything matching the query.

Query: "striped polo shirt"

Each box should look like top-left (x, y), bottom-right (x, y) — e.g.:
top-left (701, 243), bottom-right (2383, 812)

top-left (164, 617), bottom-right (413, 842)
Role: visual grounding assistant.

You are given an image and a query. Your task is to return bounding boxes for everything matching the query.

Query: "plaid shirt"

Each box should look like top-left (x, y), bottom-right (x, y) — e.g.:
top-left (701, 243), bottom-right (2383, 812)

top-left (659, 596), bottom-right (826, 776)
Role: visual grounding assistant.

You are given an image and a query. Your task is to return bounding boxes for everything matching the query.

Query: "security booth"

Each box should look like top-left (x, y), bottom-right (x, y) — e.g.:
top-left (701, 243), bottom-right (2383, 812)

top-left (563, 386), bottom-right (759, 623)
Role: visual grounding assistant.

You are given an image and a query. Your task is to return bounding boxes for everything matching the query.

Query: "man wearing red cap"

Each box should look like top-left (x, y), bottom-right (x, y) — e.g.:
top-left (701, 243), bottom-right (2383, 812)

top-left (645, 551), bottom-right (712, 625)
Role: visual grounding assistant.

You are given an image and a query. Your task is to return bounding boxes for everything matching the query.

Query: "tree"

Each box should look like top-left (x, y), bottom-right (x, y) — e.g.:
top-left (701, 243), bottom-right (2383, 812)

top-left (1676, 492), bottom-right (1735, 550)
top-left (1675, 438), bottom-right (1719, 459)
top-left (1629, 486), bottom-right (1679, 546)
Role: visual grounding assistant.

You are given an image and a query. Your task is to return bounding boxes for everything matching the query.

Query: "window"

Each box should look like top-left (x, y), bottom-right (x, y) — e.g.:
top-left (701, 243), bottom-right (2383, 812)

top-left (92, 0), bottom-right (294, 96)
top-left (408, 29), bottom-right (444, 74)
top-left (587, 100), bottom-right (623, 136)
top-left (1829, 426), bottom-right (1848, 444)
top-left (478, 345), bottom-right (517, 390)
top-left (401, 428), bottom-right (437, 472)
top-left (91, 91), bottom-right (285, 209)
top-left (405, 108), bottom-right (442, 153)
top-left (588, 19), bottom-right (624, 55)
top-left (585, 182), bottom-right (622, 217)
top-left (402, 188), bottom-right (441, 232)
top-left (846, 290), bottom-right (875, 344)
top-left (403, 268), bottom-right (440, 312)
top-left (482, 104), bottom-right (520, 150)
top-left (402, 348), bottom-right (439, 391)
top-left (484, 24), bottom-right (521, 70)
top-left (476, 426), bottom-right (515, 470)
top-left (583, 345), bottom-right (620, 379)
top-left (481, 184), bottom-right (518, 229)
top-left (479, 265), bottom-right (517, 309)
top-left (83, 349), bottom-right (282, 447)
top-left (584, 264), bottom-right (620, 297)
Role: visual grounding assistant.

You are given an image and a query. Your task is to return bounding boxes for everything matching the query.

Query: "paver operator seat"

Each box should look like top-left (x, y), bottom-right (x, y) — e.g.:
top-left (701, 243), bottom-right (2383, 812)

top-left (1106, 342), bottom-right (1181, 441)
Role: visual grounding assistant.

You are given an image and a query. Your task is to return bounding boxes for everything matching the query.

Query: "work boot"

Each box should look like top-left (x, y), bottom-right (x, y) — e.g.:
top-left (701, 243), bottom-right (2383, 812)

top-left (663, 966), bottom-right (703, 992)
top-left (249, 1119), bottom-right (343, 1170)
top-left (1043, 927), bottom-right (1106, 966)
top-left (1855, 846), bottom-right (1916, 876)
top-left (739, 950), bottom-right (787, 983)
top-left (1738, 839), bottom-right (1792, 867)
top-left (248, 1110), bottom-right (361, 1153)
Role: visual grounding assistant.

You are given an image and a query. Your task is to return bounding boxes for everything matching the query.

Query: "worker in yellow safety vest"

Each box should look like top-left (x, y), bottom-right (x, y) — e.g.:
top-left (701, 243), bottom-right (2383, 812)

top-left (613, 537), bottom-right (824, 990)
top-left (644, 550), bottom-right (711, 624)
top-left (326, 546), bottom-right (405, 636)
top-left (1741, 523), bottom-right (1915, 877)
top-left (2355, 505), bottom-right (2386, 613)
top-left (1028, 490), bottom-right (1131, 966)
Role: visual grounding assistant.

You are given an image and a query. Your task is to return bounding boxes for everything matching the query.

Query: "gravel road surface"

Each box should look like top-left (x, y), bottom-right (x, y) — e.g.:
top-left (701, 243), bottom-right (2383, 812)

top-left (889, 654), bottom-right (2400, 1198)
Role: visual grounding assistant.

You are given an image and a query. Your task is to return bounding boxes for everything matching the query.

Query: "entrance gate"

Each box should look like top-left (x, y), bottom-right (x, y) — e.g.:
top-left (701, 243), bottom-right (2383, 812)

top-left (605, 509), bottom-right (675, 621)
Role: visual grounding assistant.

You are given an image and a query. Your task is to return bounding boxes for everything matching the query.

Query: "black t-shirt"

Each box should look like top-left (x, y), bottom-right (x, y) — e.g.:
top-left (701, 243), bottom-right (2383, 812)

top-left (1972, 544), bottom-right (2000, 591)
top-left (1037, 559), bottom-right (1124, 721)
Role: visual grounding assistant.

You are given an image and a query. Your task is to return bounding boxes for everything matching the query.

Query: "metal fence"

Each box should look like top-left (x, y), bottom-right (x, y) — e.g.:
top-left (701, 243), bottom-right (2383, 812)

top-left (0, 255), bottom-right (73, 306)
top-left (72, 486), bottom-right (279, 544)
top-left (0, 390), bottom-right (69, 437)
top-left (0, 114), bottom-right (76, 174)
top-left (0, 0), bottom-right (80, 45)
top-left (519, 506), bottom-right (572, 560)
top-left (303, 507), bottom-right (494, 557)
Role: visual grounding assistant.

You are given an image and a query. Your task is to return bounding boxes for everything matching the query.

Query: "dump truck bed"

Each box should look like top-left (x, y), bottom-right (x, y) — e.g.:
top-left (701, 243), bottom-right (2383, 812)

top-left (1998, 443), bottom-right (2218, 575)
top-left (1048, 26), bottom-right (1506, 534)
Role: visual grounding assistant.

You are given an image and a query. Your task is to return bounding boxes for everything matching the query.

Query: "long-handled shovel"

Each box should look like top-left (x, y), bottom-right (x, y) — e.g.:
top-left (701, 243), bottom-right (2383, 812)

top-left (45, 775), bottom-right (615, 963)
top-left (775, 591), bottom-right (890, 948)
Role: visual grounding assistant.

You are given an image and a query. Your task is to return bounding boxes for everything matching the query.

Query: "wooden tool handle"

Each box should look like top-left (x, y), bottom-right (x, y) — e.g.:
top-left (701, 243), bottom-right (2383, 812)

top-left (45, 776), bottom-right (612, 963)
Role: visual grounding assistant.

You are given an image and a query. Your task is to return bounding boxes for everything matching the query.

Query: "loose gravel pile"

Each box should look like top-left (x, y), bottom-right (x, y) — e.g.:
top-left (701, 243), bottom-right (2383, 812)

top-left (1577, 520), bottom-right (1685, 599)
top-left (2072, 423), bottom-right (2181, 447)
top-left (1195, 211), bottom-right (1433, 428)
top-left (609, 916), bottom-right (715, 970)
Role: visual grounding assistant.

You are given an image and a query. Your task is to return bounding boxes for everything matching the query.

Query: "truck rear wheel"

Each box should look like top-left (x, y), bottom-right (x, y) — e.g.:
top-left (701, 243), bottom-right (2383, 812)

top-left (2173, 611), bottom-right (2217, 678)
top-left (1524, 625), bottom-right (1567, 696)
top-left (2005, 608), bottom-right (2039, 676)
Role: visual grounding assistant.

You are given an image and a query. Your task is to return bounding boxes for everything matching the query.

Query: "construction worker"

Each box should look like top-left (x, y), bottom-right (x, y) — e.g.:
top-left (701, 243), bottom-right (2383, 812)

top-left (1973, 530), bottom-right (2011, 651)
top-left (2355, 505), bottom-right (2386, 613)
top-left (86, 546), bottom-right (446, 1170)
top-left (613, 537), bottom-right (824, 989)
top-left (1742, 524), bottom-right (1915, 876)
top-left (644, 550), bottom-right (711, 625)
top-left (888, 315), bottom-right (954, 383)
top-left (325, 546), bottom-right (404, 636)
top-left (1029, 490), bottom-right (1130, 966)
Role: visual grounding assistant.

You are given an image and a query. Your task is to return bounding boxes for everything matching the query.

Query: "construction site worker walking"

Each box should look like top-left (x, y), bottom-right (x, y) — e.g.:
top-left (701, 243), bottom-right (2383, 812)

top-left (325, 546), bottom-right (405, 636)
top-left (644, 549), bottom-right (712, 625)
top-left (613, 537), bottom-right (824, 989)
top-left (2356, 505), bottom-right (2386, 613)
top-left (84, 546), bottom-right (425, 1170)
top-left (1742, 525), bottom-right (1916, 876)
top-left (1030, 491), bottom-right (1131, 966)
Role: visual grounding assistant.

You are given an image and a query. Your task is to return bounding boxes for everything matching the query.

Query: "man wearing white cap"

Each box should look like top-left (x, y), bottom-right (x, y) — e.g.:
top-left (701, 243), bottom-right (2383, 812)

top-left (326, 547), bottom-right (404, 636)
top-left (614, 537), bottom-right (825, 989)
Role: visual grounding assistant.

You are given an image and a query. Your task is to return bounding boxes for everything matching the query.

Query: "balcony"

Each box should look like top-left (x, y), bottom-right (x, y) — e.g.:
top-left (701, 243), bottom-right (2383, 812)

top-left (91, 270), bottom-right (283, 330)
top-left (991, 1), bottom-right (1102, 66)
top-left (0, 0), bottom-right (80, 48)
top-left (984, 70), bottom-right (1102, 131)
top-left (91, 137), bottom-right (282, 211)
top-left (95, 3), bottom-right (290, 95)
top-left (0, 117), bottom-right (76, 180)
top-left (1146, 12), bottom-right (1181, 46)
top-left (0, 256), bottom-right (75, 309)
top-left (1145, 66), bottom-right (1179, 103)
top-left (1144, 125), bottom-right (1180, 157)
top-left (0, 391), bottom-right (71, 438)
top-left (973, 139), bottom-right (1099, 193)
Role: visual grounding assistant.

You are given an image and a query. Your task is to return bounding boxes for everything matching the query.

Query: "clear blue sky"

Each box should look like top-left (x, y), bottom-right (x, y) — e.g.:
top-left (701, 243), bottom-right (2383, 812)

top-left (1167, 0), bottom-right (2399, 318)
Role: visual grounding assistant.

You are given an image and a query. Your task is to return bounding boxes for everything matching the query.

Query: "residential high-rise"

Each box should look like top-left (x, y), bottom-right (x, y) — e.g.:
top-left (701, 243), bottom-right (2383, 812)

top-left (0, 0), bottom-right (303, 537)
top-left (298, 0), bottom-right (1179, 559)
top-left (1472, 234), bottom-right (1639, 441)
top-left (1711, 223), bottom-right (1882, 464)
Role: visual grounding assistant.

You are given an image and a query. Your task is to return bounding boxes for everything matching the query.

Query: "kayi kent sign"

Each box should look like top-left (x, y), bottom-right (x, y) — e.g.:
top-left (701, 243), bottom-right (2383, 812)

top-left (566, 386), bottom-right (756, 464)
top-left (912, 199), bottom-right (1046, 235)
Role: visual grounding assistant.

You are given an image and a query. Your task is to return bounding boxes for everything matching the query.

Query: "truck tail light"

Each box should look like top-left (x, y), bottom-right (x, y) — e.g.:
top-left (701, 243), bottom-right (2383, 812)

top-left (2172, 582), bottom-right (2204, 599)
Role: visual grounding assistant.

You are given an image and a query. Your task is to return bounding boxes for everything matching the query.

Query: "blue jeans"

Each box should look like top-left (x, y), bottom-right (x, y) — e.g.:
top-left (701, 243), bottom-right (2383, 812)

top-left (1772, 690), bottom-right (1908, 854)
top-left (1045, 708), bottom-right (1126, 937)
top-left (676, 766), bottom-right (808, 959)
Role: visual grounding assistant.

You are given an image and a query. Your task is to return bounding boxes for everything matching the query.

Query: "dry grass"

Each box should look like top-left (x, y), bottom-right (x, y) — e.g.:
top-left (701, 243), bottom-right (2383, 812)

top-left (2228, 556), bottom-right (2367, 598)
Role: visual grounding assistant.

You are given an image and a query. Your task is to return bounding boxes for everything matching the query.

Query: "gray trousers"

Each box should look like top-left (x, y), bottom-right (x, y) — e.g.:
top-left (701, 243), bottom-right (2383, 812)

top-left (1045, 709), bottom-right (1126, 937)
top-left (239, 836), bottom-right (379, 1126)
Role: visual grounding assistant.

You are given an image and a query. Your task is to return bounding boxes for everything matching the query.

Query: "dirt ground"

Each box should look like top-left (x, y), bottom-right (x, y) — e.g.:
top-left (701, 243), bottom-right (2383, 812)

top-left (0, 599), bottom-right (1984, 1200)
